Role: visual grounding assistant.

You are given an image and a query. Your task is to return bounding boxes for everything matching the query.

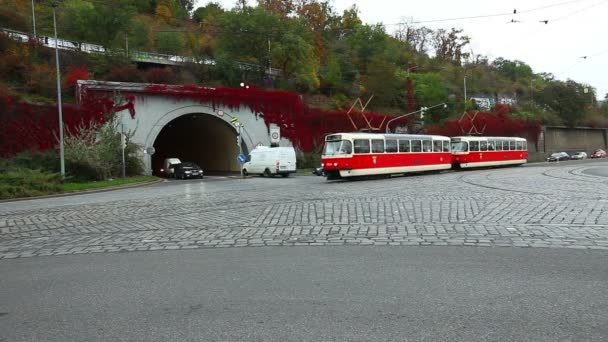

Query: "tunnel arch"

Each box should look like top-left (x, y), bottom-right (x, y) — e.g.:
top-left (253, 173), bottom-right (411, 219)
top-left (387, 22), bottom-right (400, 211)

top-left (146, 105), bottom-right (249, 175)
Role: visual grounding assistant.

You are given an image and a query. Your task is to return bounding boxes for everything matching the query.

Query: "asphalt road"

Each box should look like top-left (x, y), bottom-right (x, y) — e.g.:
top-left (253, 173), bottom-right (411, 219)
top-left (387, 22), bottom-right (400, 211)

top-left (1, 247), bottom-right (607, 342)
top-left (583, 165), bottom-right (608, 177)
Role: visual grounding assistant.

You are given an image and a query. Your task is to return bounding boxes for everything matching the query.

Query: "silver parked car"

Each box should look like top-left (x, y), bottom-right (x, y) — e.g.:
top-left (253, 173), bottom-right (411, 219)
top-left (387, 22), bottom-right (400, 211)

top-left (570, 152), bottom-right (587, 160)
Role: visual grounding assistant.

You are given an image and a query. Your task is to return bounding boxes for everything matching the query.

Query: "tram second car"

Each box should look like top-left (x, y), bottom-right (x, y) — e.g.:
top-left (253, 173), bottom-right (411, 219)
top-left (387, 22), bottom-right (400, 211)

top-left (450, 136), bottom-right (528, 169)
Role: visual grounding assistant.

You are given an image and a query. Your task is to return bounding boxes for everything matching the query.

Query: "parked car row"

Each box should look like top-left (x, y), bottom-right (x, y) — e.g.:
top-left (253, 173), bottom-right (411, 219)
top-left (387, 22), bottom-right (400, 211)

top-left (547, 149), bottom-right (606, 162)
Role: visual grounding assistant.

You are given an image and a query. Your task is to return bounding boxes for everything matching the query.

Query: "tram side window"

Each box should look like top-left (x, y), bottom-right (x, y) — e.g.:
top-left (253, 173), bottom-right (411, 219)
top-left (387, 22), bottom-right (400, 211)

top-left (372, 139), bottom-right (385, 153)
top-left (509, 141), bottom-right (516, 150)
top-left (480, 141), bottom-right (488, 151)
top-left (433, 140), bottom-right (442, 152)
top-left (495, 141), bottom-right (502, 151)
top-left (354, 139), bottom-right (370, 154)
top-left (442, 140), bottom-right (450, 152)
top-left (488, 141), bottom-right (495, 151)
top-left (503, 141), bottom-right (509, 150)
top-left (470, 141), bottom-right (480, 151)
top-left (422, 140), bottom-right (432, 152)
top-left (411, 140), bottom-right (422, 152)
top-left (385, 139), bottom-right (398, 153)
top-left (399, 140), bottom-right (410, 152)
top-left (516, 141), bottom-right (523, 150)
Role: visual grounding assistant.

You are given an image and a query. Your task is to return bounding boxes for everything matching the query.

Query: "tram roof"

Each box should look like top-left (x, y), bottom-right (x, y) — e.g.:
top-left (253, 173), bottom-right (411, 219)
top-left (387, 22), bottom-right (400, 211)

top-left (325, 132), bottom-right (450, 140)
top-left (451, 136), bottom-right (527, 141)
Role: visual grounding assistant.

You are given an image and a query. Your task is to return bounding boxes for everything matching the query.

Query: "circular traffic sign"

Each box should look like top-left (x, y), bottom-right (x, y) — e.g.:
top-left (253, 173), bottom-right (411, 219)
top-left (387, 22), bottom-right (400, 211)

top-left (271, 132), bottom-right (279, 140)
top-left (217, 110), bottom-right (224, 117)
top-left (145, 147), bottom-right (156, 155)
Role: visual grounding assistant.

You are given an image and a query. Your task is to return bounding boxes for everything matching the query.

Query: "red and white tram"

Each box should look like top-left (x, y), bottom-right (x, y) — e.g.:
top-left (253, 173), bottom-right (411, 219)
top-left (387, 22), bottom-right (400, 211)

top-left (450, 136), bottom-right (528, 169)
top-left (321, 133), bottom-right (452, 179)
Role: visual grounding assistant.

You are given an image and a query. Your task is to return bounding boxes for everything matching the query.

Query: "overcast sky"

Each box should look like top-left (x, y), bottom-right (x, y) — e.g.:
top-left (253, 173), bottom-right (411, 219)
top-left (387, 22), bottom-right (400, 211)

top-left (195, 0), bottom-right (607, 99)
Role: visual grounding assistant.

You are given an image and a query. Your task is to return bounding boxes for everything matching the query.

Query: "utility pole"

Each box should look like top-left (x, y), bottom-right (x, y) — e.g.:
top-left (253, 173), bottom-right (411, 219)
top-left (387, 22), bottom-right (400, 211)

top-left (238, 124), bottom-right (244, 178)
top-left (463, 75), bottom-right (467, 104)
top-left (268, 38), bottom-right (271, 75)
top-left (31, 0), bottom-right (36, 38)
top-left (125, 32), bottom-right (129, 57)
top-left (121, 121), bottom-right (126, 180)
top-left (52, 0), bottom-right (65, 178)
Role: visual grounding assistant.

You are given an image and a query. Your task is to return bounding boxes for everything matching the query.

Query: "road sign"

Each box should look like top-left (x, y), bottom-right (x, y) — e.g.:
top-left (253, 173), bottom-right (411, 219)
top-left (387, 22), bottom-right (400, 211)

top-left (270, 127), bottom-right (280, 143)
top-left (237, 154), bottom-right (247, 163)
top-left (145, 147), bottom-right (155, 155)
top-left (217, 110), bottom-right (224, 117)
top-left (230, 117), bottom-right (238, 124)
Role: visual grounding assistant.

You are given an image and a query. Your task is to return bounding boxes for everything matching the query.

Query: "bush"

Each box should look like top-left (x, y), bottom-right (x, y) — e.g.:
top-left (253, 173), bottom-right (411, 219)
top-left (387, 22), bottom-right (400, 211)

top-left (64, 120), bottom-right (144, 181)
top-left (143, 67), bottom-right (176, 84)
top-left (0, 168), bottom-right (62, 200)
top-left (64, 66), bottom-right (89, 92)
top-left (297, 152), bottom-right (321, 169)
top-left (10, 150), bottom-right (60, 173)
top-left (105, 65), bottom-right (142, 83)
top-left (27, 64), bottom-right (56, 97)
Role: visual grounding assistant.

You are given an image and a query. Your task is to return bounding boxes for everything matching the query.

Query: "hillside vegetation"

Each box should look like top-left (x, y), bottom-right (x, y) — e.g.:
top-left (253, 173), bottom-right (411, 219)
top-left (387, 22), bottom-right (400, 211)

top-left (1, 0), bottom-right (607, 127)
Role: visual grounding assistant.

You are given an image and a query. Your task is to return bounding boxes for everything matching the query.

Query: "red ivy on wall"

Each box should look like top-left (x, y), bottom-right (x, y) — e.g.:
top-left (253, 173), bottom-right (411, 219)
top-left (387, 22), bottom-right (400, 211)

top-left (426, 104), bottom-right (541, 142)
top-left (2, 83), bottom-right (541, 158)
top-left (0, 87), bottom-right (134, 157)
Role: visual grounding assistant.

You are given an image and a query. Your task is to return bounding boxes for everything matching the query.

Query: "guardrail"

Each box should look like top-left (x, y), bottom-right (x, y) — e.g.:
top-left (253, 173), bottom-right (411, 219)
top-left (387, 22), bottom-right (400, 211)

top-left (1, 27), bottom-right (282, 76)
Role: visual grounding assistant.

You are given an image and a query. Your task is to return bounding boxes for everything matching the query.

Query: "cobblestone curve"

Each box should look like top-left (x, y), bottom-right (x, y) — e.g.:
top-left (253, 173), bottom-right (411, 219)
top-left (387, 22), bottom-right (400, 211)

top-left (1, 162), bottom-right (608, 259)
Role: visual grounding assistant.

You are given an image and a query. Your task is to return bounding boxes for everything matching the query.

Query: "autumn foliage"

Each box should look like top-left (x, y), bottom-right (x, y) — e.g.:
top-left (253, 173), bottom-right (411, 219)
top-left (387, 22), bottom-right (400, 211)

top-left (64, 66), bottom-right (89, 92)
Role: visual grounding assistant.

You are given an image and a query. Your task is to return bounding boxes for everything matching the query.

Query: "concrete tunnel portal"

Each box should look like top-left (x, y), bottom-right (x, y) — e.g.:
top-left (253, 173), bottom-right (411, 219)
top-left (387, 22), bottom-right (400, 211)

top-left (151, 113), bottom-right (248, 175)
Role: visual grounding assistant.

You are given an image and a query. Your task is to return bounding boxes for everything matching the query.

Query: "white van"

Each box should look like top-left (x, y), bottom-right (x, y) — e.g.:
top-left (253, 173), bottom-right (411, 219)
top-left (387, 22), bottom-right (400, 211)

top-left (162, 158), bottom-right (181, 177)
top-left (242, 146), bottom-right (296, 177)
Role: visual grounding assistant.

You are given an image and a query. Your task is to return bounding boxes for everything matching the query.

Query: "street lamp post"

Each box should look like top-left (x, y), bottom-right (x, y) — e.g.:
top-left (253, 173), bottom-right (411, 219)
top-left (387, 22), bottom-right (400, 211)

top-left (385, 103), bottom-right (447, 133)
top-left (52, 1), bottom-right (65, 178)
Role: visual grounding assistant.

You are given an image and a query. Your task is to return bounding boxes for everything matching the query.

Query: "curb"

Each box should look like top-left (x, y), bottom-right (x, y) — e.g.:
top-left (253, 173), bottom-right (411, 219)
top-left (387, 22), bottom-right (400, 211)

top-left (0, 178), bottom-right (164, 203)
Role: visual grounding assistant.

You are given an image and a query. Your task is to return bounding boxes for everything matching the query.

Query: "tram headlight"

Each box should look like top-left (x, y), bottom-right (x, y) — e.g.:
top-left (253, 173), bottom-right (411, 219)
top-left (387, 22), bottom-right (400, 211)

top-left (321, 163), bottom-right (324, 166)
top-left (333, 162), bottom-right (338, 166)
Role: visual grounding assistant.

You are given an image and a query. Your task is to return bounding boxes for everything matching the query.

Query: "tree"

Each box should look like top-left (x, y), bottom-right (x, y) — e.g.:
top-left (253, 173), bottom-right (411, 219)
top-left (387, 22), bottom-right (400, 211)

top-left (409, 72), bottom-right (449, 123)
top-left (155, 31), bottom-right (184, 54)
top-left (432, 28), bottom-right (470, 64)
top-left (177, 0), bottom-right (194, 12)
top-left (492, 58), bottom-right (533, 81)
top-left (257, 0), bottom-right (295, 17)
top-left (320, 54), bottom-right (342, 94)
top-left (192, 2), bottom-right (224, 23)
top-left (360, 57), bottom-right (399, 109)
top-left (536, 80), bottom-right (588, 126)
top-left (345, 24), bottom-right (389, 73)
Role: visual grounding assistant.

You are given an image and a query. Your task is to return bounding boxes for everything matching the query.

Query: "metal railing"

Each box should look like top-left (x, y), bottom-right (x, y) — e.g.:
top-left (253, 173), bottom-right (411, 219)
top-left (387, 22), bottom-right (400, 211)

top-left (1, 27), bottom-right (281, 76)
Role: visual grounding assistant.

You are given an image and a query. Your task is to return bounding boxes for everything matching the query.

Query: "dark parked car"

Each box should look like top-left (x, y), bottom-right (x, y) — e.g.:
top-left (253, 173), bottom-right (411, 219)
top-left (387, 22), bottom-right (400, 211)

top-left (547, 152), bottom-right (570, 162)
top-left (174, 162), bottom-right (203, 179)
top-left (312, 166), bottom-right (325, 176)
top-left (591, 149), bottom-right (606, 158)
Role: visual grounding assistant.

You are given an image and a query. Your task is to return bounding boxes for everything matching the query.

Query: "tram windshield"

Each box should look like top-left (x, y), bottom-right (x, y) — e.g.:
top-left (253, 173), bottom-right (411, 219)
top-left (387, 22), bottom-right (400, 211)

top-left (451, 141), bottom-right (468, 152)
top-left (323, 140), bottom-right (353, 156)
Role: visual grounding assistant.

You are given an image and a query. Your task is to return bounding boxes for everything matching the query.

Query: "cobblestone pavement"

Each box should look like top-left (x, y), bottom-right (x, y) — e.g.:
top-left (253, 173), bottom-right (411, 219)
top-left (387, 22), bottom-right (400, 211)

top-left (1, 161), bottom-right (608, 259)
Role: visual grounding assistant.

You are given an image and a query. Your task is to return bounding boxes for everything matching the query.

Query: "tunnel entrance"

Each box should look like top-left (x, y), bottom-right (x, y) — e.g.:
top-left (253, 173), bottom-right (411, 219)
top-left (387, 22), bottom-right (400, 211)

top-left (152, 113), bottom-right (247, 175)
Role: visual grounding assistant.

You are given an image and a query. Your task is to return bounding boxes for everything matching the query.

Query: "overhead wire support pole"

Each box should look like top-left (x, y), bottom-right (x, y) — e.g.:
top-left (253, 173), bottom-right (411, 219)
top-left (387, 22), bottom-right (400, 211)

top-left (385, 103), bottom-right (447, 133)
top-left (52, 1), bottom-right (65, 178)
